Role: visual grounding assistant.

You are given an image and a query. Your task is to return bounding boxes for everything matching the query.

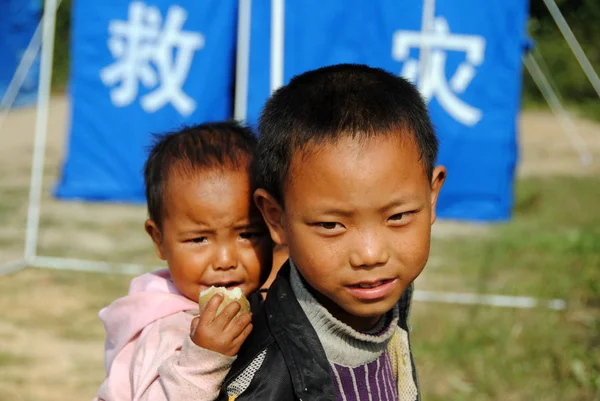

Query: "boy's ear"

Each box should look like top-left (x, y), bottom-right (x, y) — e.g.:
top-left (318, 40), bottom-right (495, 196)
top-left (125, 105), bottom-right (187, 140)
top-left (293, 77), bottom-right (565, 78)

top-left (144, 219), bottom-right (166, 260)
top-left (254, 189), bottom-right (287, 246)
top-left (429, 166), bottom-right (447, 225)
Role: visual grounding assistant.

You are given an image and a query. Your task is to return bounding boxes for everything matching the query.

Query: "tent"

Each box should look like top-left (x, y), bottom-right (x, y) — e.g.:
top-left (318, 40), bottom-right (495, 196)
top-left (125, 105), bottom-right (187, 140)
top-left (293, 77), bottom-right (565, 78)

top-left (54, 0), bottom-right (527, 222)
top-left (5, 0), bottom-right (594, 310)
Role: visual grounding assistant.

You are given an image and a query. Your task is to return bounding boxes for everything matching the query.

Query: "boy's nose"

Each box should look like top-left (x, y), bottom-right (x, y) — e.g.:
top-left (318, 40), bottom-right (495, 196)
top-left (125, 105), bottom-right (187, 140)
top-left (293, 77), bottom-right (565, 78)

top-left (349, 229), bottom-right (390, 268)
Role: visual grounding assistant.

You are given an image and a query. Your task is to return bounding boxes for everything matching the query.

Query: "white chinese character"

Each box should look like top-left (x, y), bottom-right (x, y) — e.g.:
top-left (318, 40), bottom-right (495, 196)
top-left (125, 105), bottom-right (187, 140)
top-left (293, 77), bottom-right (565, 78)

top-left (393, 17), bottom-right (486, 126)
top-left (100, 2), bottom-right (204, 116)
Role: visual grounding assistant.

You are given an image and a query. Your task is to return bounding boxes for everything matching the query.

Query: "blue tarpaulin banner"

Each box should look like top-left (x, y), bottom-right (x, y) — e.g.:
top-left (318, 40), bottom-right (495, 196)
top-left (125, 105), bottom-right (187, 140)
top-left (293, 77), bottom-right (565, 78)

top-left (0, 0), bottom-right (41, 108)
top-left (244, 0), bottom-right (528, 221)
top-left (55, 0), bottom-right (238, 202)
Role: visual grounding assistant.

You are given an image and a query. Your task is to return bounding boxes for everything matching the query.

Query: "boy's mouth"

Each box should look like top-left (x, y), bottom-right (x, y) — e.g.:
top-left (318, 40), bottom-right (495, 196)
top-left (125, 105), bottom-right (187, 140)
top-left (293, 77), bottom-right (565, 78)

top-left (345, 278), bottom-right (398, 300)
top-left (349, 278), bottom-right (393, 289)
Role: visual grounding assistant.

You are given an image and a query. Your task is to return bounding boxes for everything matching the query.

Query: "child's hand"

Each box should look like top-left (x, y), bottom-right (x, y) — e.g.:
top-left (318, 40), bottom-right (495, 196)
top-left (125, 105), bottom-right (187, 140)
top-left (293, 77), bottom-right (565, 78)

top-left (190, 293), bottom-right (253, 356)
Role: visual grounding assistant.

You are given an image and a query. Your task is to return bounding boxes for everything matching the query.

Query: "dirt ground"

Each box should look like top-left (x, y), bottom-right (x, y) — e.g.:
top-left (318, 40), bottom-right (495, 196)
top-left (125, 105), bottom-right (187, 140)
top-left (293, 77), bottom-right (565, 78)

top-left (0, 96), bottom-right (599, 400)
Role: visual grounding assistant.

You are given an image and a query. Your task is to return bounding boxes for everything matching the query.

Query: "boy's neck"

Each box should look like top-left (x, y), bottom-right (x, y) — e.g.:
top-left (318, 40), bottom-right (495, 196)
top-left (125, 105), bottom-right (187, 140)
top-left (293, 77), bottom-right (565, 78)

top-left (289, 260), bottom-right (399, 367)
top-left (299, 272), bottom-right (383, 332)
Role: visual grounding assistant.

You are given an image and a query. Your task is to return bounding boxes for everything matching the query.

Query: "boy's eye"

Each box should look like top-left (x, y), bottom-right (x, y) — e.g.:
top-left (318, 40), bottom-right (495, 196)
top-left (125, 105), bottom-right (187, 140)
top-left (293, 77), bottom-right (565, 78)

top-left (189, 237), bottom-right (208, 243)
top-left (389, 213), bottom-right (405, 221)
top-left (318, 222), bottom-right (341, 230)
top-left (388, 212), bottom-right (415, 225)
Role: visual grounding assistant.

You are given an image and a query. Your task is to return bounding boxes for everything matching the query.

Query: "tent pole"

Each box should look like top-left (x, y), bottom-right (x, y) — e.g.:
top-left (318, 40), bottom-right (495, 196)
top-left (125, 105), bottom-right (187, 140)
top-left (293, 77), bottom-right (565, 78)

top-left (543, 0), bottom-right (600, 99)
top-left (414, 290), bottom-right (566, 311)
top-left (524, 53), bottom-right (592, 164)
top-left (234, 0), bottom-right (252, 122)
top-left (24, 0), bottom-right (59, 263)
top-left (0, 20), bottom-right (42, 132)
top-left (270, 0), bottom-right (284, 93)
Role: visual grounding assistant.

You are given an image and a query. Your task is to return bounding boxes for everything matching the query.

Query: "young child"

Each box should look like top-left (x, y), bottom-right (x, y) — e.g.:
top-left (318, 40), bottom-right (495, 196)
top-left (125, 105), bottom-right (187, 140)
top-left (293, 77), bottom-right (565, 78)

top-left (95, 122), bottom-right (273, 401)
top-left (215, 64), bottom-right (447, 400)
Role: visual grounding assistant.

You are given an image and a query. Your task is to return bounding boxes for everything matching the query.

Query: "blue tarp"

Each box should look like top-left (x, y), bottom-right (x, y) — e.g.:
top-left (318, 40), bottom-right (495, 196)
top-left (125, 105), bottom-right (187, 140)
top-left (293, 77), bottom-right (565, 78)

top-left (244, 0), bottom-right (528, 221)
top-left (0, 0), bottom-right (41, 108)
top-left (55, 0), bottom-right (238, 202)
top-left (56, 0), bottom-right (528, 222)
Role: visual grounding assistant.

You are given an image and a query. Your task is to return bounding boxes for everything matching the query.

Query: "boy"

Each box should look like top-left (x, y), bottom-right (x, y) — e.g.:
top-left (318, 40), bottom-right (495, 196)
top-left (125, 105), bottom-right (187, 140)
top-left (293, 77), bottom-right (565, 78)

top-left (218, 64), bottom-right (446, 400)
top-left (95, 122), bottom-right (273, 400)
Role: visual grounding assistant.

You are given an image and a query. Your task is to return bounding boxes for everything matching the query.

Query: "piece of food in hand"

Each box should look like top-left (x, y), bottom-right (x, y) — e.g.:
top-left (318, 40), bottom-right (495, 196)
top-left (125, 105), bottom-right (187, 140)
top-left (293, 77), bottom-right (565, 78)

top-left (198, 286), bottom-right (250, 317)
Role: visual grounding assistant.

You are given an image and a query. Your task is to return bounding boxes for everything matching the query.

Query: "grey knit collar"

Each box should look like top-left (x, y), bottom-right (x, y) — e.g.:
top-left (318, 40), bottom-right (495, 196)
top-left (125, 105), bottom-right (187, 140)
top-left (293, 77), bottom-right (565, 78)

top-left (289, 260), bottom-right (399, 367)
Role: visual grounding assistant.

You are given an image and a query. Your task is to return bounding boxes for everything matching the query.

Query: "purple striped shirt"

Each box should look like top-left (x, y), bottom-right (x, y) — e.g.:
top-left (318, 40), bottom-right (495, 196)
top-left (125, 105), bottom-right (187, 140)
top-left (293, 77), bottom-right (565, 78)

top-left (330, 351), bottom-right (397, 401)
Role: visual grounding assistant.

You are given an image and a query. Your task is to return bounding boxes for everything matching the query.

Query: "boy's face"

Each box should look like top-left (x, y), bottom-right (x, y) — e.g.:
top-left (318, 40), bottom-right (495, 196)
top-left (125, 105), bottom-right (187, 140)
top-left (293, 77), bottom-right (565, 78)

top-left (145, 166), bottom-right (272, 302)
top-left (256, 134), bottom-right (445, 331)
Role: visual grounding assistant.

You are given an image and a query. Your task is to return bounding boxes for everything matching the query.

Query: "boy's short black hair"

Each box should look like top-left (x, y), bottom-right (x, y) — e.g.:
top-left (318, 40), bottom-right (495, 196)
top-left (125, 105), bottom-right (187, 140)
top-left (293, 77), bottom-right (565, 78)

top-left (144, 121), bottom-right (257, 227)
top-left (255, 63), bottom-right (438, 203)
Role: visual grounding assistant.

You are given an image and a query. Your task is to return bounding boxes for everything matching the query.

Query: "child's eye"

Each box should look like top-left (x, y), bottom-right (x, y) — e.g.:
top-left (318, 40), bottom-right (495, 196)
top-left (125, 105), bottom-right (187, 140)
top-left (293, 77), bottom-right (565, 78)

top-left (189, 237), bottom-right (208, 243)
top-left (240, 231), bottom-right (265, 240)
top-left (388, 212), bottom-right (414, 225)
top-left (318, 222), bottom-right (341, 230)
top-left (389, 213), bottom-right (405, 221)
top-left (313, 222), bottom-right (346, 236)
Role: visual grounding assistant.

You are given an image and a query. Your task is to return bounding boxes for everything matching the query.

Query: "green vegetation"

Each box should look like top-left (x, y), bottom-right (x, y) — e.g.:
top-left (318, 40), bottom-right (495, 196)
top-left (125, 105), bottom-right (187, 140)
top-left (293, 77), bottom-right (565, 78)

top-left (51, 0), bottom-right (71, 90)
top-left (415, 176), bottom-right (600, 400)
top-left (525, 0), bottom-right (600, 120)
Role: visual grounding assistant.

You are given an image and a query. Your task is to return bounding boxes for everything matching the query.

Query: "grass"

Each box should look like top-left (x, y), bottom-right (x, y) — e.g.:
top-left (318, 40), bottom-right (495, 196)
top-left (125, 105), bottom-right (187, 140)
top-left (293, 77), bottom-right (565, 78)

top-left (522, 98), bottom-right (600, 123)
top-left (0, 176), bottom-right (598, 400)
top-left (0, 351), bottom-right (31, 367)
top-left (414, 176), bottom-right (600, 400)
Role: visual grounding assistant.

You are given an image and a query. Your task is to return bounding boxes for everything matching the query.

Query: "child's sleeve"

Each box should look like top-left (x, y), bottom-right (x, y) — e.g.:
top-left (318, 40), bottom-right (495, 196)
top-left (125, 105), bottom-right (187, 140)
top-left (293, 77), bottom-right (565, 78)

top-left (157, 335), bottom-right (236, 400)
top-left (125, 312), bottom-right (234, 401)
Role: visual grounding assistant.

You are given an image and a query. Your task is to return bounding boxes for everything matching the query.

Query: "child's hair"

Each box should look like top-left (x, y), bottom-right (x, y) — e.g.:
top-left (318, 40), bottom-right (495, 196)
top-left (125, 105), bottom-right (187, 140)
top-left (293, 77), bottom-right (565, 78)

top-left (255, 63), bottom-right (439, 203)
top-left (144, 121), bottom-right (257, 227)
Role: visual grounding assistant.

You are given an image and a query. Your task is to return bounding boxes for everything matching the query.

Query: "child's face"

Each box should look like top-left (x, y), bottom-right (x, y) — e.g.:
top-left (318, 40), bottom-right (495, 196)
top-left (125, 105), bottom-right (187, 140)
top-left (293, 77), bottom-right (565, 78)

top-left (145, 166), bottom-right (272, 302)
top-left (257, 134), bottom-right (445, 331)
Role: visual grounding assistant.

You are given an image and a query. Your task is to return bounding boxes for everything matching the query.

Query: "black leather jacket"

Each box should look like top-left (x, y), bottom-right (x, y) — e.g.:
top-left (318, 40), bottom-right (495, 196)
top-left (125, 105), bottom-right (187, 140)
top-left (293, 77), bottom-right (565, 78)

top-left (217, 262), bottom-right (420, 401)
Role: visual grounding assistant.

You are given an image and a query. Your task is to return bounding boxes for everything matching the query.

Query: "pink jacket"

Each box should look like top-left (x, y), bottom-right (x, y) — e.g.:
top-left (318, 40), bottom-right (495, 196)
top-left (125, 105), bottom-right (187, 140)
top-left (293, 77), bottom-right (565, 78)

top-left (95, 269), bottom-right (235, 401)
